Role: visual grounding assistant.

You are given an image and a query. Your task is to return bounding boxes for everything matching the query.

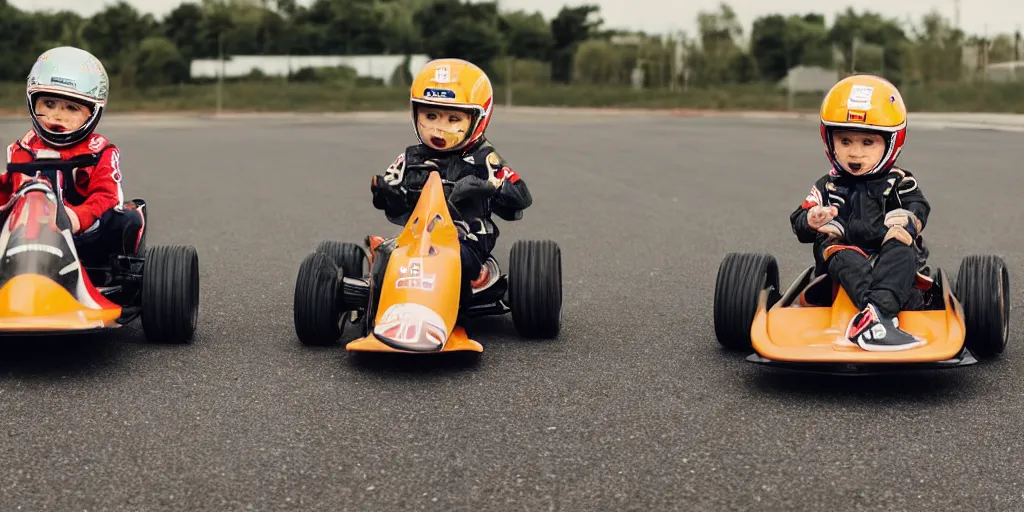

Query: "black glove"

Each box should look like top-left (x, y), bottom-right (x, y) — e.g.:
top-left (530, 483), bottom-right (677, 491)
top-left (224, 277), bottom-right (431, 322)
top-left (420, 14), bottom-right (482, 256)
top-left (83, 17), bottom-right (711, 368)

top-left (449, 176), bottom-right (496, 204)
top-left (371, 175), bottom-right (405, 210)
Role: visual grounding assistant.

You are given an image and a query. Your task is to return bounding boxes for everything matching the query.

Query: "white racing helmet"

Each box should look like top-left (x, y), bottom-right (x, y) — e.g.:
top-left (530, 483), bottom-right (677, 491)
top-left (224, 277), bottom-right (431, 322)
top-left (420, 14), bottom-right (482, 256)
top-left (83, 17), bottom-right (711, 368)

top-left (26, 46), bottom-right (109, 148)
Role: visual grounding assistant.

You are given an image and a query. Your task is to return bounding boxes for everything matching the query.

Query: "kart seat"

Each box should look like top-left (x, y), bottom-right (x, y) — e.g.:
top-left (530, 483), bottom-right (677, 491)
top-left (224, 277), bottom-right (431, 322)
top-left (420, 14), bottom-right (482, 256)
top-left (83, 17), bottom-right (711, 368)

top-left (797, 274), bottom-right (839, 307)
top-left (796, 270), bottom-right (935, 308)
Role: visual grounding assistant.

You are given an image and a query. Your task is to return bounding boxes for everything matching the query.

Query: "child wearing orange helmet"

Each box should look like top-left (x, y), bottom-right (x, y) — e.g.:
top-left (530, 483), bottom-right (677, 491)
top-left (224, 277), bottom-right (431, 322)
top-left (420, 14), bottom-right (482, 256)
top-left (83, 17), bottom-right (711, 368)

top-left (790, 75), bottom-right (931, 351)
top-left (370, 58), bottom-right (532, 295)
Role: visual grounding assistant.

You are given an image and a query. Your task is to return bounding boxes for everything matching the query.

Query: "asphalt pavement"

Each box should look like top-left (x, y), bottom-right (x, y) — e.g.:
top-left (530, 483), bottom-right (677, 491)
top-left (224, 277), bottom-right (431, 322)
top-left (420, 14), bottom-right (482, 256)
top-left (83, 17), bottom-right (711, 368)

top-left (0, 111), bottom-right (1022, 511)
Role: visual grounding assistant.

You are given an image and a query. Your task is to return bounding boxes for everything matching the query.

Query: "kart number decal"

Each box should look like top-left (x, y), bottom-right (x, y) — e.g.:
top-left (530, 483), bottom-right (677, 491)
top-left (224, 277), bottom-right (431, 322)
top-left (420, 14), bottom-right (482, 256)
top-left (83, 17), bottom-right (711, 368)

top-left (395, 258), bottom-right (435, 290)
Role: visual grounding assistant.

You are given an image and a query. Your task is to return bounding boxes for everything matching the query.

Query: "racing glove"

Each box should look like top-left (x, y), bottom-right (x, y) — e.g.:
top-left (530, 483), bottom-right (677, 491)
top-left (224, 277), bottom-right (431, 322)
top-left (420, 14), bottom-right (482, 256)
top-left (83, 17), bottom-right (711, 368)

top-left (449, 176), bottom-right (496, 204)
top-left (371, 174), bottom-right (406, 211)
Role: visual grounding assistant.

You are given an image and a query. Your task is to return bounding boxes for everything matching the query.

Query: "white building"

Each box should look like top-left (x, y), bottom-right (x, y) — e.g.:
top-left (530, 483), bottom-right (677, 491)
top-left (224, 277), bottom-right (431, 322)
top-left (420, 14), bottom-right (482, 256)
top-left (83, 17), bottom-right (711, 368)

top-left (190, 54), bottom-right (433, 85)
top-left (779, 65), bottom-right (839, 93)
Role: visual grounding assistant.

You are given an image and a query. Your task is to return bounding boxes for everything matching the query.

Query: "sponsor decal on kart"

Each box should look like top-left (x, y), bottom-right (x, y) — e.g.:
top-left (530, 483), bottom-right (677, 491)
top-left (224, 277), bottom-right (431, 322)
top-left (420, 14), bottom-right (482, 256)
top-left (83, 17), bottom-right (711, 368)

top-left (395, 258), bottom-right (435, 290)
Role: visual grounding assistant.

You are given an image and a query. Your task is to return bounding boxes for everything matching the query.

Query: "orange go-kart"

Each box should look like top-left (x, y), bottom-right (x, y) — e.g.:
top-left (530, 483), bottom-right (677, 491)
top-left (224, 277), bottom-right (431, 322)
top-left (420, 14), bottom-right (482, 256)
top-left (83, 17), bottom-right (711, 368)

top-left (293, 165), bottom-right (562, 354)
top-left (0, 150), bottom-right (200, 342)
top-left (713, 251), bottom-right (1010, 374)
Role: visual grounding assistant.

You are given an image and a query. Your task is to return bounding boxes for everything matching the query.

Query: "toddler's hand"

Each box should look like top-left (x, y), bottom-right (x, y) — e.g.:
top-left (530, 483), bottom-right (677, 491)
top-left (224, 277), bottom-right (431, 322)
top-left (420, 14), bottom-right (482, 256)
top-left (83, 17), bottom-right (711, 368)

top-left (807, 205), bottom-right (838, 229)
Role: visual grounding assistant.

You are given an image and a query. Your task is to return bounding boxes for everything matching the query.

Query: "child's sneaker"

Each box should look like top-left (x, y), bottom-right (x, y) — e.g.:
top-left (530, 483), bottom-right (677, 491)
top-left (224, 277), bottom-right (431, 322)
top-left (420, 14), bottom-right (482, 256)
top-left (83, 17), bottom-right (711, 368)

top-left (846, 304), bottom-right (925, 351)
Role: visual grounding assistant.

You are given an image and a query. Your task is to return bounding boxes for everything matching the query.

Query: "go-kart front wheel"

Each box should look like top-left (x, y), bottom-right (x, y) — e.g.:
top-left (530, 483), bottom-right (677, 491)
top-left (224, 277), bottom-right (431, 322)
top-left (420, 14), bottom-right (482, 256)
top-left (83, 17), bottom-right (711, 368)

top-left (140, 244), bottom-right (200, 344)
top-left (294, 251), bottom-right (344, 346)
top-left (509, 240), bottom-right (562, 339)
top-left (956, 254), bottom-right (1010, 358)
top-left (316, 240), bottom-right (367, 279)
top-left (713, 252), bottom-right (781, 351)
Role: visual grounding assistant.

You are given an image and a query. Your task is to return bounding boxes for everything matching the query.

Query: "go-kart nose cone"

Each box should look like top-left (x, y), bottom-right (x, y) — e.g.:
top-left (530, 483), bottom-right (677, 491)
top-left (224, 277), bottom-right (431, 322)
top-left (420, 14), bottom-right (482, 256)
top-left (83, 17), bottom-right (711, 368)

top-left (0, 273), bottom-right (84, 317)
top-left (373, 303), bottom-right (449, 352)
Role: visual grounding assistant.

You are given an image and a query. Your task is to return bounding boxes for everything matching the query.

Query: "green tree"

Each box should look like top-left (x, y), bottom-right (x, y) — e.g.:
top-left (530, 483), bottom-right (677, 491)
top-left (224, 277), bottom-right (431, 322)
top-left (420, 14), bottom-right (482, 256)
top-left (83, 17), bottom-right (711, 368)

top-left (0, 3), bottom-right (40, 81)
top-left (80, 1), bottom-right (159, 73)
top-left (499, 10), bottom-right (553, 61)
top-left (414, 0), bottom-right (503, 71)
top-left (549, 4), bottom-right (602, 83)
top-left (687, 3), bottom-right (744, 85)
top-left (572, 39), bottom-right (625, 85)
top-left (133, 36), bottom-right (189, 86)
top-left (163, 3), bottom-right (205, 61)
top-left (907, 10), bottom-right (964, 84)
top-left (828, 8), bottom-right (908, 83)
top-left (750, 13), bottom-right (830, 81)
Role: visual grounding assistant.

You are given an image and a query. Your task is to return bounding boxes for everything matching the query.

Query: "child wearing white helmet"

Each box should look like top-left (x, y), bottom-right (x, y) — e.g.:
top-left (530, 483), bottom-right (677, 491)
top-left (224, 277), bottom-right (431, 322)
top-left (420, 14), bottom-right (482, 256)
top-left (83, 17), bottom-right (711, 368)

top-left (3, 46), bottom-right (145, 274)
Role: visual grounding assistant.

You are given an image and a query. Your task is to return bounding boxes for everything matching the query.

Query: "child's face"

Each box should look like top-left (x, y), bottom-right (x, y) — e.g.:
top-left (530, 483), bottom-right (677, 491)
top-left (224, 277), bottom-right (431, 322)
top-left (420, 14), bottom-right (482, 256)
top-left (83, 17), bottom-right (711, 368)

top-left (34, 96), bottom-right (91, 133)
top-left (417, 107), bottom-right (471, 150)
top-left (831, 130), bottom-right (886, 175)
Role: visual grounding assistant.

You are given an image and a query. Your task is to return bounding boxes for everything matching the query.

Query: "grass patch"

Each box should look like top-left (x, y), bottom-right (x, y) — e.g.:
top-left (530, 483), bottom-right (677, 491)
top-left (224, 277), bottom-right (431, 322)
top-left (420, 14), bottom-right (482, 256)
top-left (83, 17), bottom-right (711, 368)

top-left (2, 80), bottom-right (1022, 114)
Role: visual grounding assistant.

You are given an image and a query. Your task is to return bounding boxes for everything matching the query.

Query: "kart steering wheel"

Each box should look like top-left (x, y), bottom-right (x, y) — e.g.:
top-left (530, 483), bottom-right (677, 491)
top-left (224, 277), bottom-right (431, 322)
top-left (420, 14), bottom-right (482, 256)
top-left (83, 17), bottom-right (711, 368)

top-left (402, 163), bottom-right (456, 195)
top-left (399, 163), bottom-right (468, 223)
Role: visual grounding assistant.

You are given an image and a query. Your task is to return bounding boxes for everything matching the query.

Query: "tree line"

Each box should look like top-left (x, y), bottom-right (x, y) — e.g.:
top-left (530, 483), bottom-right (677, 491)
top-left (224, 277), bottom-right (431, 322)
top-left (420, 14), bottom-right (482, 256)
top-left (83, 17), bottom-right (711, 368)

top-left (0, 0), bottom-right (1019, 88)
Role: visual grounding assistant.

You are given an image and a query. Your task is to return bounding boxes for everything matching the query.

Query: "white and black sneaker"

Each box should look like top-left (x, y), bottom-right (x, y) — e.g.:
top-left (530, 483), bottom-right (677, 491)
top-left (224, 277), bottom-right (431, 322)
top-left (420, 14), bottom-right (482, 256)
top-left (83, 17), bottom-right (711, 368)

top-left (846, 304), bottom-right (926, 351)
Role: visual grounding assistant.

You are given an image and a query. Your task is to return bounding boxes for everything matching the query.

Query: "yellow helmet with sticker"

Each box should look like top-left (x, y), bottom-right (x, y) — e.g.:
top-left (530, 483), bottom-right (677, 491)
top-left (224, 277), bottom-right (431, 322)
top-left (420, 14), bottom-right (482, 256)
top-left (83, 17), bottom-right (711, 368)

top-left (819, 74), bottom-right (908, 175)
top-left (410, 58), bottom-right (494, 152)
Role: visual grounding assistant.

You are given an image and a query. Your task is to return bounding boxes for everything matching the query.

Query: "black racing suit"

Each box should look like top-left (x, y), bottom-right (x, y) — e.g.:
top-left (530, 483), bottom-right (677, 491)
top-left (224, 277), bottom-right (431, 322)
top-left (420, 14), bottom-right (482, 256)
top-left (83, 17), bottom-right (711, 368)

top-left (370, 137), bottom-right (532, 289)
top-left (790, 167), bottom-right (931, 317)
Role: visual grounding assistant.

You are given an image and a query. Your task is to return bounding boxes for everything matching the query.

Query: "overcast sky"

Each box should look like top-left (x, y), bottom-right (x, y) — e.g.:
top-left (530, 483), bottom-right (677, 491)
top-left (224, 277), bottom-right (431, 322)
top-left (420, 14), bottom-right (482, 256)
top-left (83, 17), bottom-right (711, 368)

top-left (11, 0), bottom-right (1024, 37)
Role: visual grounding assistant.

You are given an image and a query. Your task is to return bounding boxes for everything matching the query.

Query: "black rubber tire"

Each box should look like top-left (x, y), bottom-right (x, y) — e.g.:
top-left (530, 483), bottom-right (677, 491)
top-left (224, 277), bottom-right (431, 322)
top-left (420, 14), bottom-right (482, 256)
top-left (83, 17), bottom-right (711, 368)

top-left (508, 240), bottom-right (562, 338)
top-left (713, 252), bottom-right (781, 351)
top-left (956, 255), bottom-right (1010, 358)
top-left (294, 251), bottom-right (344, 346)
top-left (140, 244), bottom-right (200, 344)
top-left (316, 240), bottom-right (367, 279)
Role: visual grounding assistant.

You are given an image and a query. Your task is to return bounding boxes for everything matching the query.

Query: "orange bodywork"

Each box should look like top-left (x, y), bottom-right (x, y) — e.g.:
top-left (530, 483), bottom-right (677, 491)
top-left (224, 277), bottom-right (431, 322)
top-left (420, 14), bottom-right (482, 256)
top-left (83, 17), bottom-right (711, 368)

top-left (0, 274), bottom-right (121, 331)
top-left (751, 275), bottom-right (966, 363)
top-left (347, 326), bottom-right (482, 353)
top-left (346, 171), bottom-right (482, 353)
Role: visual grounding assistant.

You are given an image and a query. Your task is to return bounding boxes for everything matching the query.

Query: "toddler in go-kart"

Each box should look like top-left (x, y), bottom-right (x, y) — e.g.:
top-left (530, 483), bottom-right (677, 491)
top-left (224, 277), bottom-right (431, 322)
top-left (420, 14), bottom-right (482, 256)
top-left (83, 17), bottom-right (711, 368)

top-left (370, 58), bottom-right (532, 294)
top-left (790, 74), bottom-right (932, 352)
top-left (2, 46), bottom-right (145, 272)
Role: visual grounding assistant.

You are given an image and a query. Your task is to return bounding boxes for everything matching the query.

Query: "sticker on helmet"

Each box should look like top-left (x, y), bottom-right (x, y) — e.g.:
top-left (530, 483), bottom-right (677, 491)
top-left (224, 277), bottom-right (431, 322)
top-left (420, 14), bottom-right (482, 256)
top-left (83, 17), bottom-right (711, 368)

top-left (51, 77), bottom-right (76, 88)
top-left (423, 88), bottom-right (456, 100)
top-left (847, 85), bottom-right (874, 111)
top-left (847, 110), bottom-right (866, 122)
top-left (433, 65), bottom-right (451, 83)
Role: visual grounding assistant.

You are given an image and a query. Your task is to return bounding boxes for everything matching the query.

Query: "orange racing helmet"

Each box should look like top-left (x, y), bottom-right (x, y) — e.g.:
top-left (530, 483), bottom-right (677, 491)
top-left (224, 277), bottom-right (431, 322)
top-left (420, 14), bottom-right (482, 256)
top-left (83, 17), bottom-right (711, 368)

top-left (819, 74), bottom-right (908, 176)
top-left (409, 58), bottom-right (494, 152)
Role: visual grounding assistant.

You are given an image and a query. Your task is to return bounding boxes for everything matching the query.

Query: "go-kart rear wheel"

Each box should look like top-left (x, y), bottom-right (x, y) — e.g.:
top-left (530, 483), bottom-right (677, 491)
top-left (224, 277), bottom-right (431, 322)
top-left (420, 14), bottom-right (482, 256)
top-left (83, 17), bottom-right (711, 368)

top-left (294, 251), bottom-right (345, 346)
top-left (713, 252), bottom-right (781, 351)
top-left (956, 255), bottom-right (1010, 358)
top-left (509, 240), bottom-right (562, 339)
top-left (140, 244), bottom-right (200, 344)
top-left (316, 240), bottom-right (367, 279)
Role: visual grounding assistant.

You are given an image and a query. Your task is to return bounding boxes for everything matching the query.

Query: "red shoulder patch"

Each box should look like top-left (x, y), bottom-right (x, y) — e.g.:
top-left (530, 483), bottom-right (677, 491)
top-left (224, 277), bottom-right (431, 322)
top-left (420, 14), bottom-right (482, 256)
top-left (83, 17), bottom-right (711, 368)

top-left (497, 166), bottom-right (519, 183)
top-left (86, 134), bottom-right (109, 153)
